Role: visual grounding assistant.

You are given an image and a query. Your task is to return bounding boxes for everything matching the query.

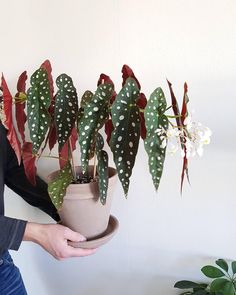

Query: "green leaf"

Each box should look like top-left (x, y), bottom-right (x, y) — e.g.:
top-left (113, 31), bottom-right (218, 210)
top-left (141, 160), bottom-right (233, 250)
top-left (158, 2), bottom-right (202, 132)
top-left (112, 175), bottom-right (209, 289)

top-left (144, 88), bottom-right (168, 191)
top-left (55, 74), bottom-right (78, 151)
top-left (48, 161), bottom-right (73, 210)
top-left (80, 90), bottom-right (93, 108)
top-left (27, 68), bottom-right (51, 154)
top-left (174, 281), bottom-right (207, 290)
top-left (96, 133), bottom-right (109, 205)
top-left (110, 77), bottom-right (140, 196)
top-left (210, 278), bottom-right (229, 292)
top-left (78, 83), bottom-right (113, 174)
top-left (216, 259), bottom-right (228, 272)
top-left (201, 266), bottom-right (225, 278)
top-left (231, 261), bottom-right (236, 274)
top-left (222, 282), bottom-right (235, 295)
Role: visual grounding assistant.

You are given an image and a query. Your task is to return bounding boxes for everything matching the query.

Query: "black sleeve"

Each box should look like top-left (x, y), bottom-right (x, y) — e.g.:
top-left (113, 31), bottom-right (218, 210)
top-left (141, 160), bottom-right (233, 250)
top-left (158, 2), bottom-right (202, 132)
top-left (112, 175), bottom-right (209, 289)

top-left (5, 140), bottom-right (60, 223)
top-left (0, 216), bottom-right (27, 255)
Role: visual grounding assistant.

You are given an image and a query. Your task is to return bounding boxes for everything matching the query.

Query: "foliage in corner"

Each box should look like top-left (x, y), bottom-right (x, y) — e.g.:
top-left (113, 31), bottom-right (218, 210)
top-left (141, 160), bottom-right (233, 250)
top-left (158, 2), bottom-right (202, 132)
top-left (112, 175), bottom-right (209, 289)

top-left (175, 259), bottom-right (236, 295)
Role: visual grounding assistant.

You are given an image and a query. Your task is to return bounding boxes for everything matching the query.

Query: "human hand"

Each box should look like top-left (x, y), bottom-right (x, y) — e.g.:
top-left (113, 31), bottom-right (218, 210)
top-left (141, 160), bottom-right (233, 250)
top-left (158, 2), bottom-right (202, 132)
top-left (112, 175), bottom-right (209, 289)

top-left (23, 222), bottom-right (97, 260)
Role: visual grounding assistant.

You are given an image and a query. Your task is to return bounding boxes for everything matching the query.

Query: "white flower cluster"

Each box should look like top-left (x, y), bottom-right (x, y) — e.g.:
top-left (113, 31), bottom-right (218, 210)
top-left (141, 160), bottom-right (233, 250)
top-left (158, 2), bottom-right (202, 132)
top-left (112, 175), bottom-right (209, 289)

top-left (156, 114), bottom-right (212, 158)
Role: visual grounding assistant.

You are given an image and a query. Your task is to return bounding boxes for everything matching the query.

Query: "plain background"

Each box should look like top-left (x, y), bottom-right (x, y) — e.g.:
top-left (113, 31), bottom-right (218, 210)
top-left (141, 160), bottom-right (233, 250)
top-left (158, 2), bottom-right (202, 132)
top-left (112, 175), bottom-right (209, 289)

top-left (1, 0), bottom-right (236, 294)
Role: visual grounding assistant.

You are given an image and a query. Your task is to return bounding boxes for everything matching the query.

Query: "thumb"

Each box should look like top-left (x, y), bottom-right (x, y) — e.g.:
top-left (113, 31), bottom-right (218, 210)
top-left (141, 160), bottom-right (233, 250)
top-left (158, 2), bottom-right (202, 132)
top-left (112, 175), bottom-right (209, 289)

top-left (64, 228), bottom-right (86, 242)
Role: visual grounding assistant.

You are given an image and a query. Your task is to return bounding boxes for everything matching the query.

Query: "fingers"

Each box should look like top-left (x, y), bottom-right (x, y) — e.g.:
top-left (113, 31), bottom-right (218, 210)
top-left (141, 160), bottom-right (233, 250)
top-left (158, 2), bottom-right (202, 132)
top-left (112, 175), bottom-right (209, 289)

top-left (64, 227), bottom-right (86, 242)
top-left (67, 247), bottom-right (97, 258)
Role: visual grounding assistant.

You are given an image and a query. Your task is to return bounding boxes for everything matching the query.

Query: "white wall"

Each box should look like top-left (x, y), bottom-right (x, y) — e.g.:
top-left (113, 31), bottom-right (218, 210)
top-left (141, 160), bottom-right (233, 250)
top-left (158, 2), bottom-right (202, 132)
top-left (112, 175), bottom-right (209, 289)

top-left (1, 0), bottom-right (236, 294)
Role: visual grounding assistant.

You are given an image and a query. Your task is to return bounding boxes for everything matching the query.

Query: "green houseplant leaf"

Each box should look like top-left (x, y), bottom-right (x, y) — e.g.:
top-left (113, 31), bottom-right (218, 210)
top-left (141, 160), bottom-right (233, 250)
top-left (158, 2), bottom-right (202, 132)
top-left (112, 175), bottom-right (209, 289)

top-left (215, 259), bottom-right (228, 272)
top-left (174, 281), bottom-right (208, 290)
top-left (201, 266), bottom-right (225, 278)
top-left (144, 87), bottom-right (168, 191)
top-left (222, 282), bottom-right (235, 295)
top-left (210, 278), bottom-right (229, 292)
top-left (27, 68), bottom-right (51, 154)
top-left (48, 161), bottom-right (73, 210)
top-left (54, 74), bottom-right (78, 151)
top-left (78, 83), bottom-right (113, 174)
top-left (96, 133), bottom-right (109, 205)
top-left (231, 261), bottom-right (236, 275)
top-left (110, 77), bottom-right (140, 196)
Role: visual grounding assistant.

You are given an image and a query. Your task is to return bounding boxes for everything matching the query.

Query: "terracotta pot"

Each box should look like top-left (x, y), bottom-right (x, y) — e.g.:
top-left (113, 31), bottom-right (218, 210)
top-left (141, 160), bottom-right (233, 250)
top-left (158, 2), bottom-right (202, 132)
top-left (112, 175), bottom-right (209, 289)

top-left (48, 166), bottom-right (118, 240)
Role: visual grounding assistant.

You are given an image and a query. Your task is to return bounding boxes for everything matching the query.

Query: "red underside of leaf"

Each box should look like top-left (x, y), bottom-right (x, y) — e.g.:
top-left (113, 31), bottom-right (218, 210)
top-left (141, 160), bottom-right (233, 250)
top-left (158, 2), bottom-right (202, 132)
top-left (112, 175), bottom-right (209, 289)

top-left (15, 71), bottom-right (27, 143)
top-left (181, 82), bottom-right (188, 124)
top-left (48, 124), bottom-right (57, 151)
top-left (1, 75), bottom-right (21, 165)
top-left (97, 73), bottom-right (114, 87)
top-left (167, 79), bottom-right (189, 192)
top-left (22, 142), bottom-right (37, 185)
top-left (121, 65), bottom-right (141, 90)
top-left (105, 119), bottom-right (114, 145)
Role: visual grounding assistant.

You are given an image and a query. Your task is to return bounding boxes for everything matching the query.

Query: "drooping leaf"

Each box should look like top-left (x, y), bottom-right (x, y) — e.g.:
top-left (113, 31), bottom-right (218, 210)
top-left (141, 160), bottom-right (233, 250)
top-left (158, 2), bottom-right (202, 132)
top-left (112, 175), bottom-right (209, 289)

top-left (167, 80), bottom-right (189, 193)
top-left (181, 82), bottom-right (189, 123)
top-left (96, 133), bottom-right (109, 205)
top-left (121, 64), bottom-right (141, 90)
top-left (27, 68), bottom-right (51, 154)
top-left (1, 75), bottom-right (21, 164)
top-left (22, 142), bottom-right (37, 185)
top-left (15, 71), bottom-right (27, 143)
top-left (231, 261), bottom-right (236, 274)
top-left (55, 74), bottom-right (78, 151)
top-left (201, 266), bottom-right (225, 278)
top-left (144, 87), bottom-right (168, 191)
top-left (210, 278), bottom-right (229, 292)
top-left (174, 281), bottom-right (207, 290)
top-left (215, 259), bottom-right (228, 272)
top-left (48, 161), bottom-right (73, 210)
top-left (110, 77), bottom-right (140, 196)
top-left (78, 83), bottom-right (113, 173)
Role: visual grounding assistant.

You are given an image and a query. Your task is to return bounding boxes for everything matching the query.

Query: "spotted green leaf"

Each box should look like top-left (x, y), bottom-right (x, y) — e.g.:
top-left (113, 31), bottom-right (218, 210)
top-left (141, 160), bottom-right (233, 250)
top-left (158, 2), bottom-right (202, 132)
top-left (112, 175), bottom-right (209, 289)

top-left (80, 90), bottom-right (93, 108)
top-left (27, 68), bottom-right (51, 154)
top-left (55, 74), bottom-right (78, 151)
top-left (77, 91), bottom-right (93, 130)
top-left (48, 161), bottom-right (73, 210)
top-left (96, 133), bottom-right (109, 205)
top-left (110, 77), bottom-right (140, 196)
top-left (144, 88), bottom-right (168, 191)
top-left (78, 83), bottom-right (113, 173)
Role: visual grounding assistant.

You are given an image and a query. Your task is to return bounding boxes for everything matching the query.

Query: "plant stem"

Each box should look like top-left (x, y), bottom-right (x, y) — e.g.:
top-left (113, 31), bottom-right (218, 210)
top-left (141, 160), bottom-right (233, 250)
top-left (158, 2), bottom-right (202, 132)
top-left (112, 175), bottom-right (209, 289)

top-left (69, 138), bottom-right (77, 181)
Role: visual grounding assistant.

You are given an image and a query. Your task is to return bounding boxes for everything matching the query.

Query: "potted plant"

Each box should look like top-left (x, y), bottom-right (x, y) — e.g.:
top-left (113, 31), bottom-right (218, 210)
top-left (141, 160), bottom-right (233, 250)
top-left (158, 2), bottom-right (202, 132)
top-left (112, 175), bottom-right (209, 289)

top-left (174, 258), bottom-right (236, 295)
top-left (0, 60), bottom-right (211, 244)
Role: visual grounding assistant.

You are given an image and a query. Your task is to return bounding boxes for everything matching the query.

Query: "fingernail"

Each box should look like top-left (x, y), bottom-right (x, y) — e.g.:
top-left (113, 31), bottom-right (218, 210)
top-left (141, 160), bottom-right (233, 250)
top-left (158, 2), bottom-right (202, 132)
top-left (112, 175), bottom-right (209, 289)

top-left (80, 236), bottom-right (86, 242)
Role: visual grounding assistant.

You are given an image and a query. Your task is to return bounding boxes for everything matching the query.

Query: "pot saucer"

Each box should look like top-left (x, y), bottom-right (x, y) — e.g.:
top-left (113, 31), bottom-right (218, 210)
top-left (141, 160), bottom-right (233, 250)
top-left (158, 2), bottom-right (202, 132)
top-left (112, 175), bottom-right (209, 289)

top-left (68, 215), bottom-right (119, 249)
